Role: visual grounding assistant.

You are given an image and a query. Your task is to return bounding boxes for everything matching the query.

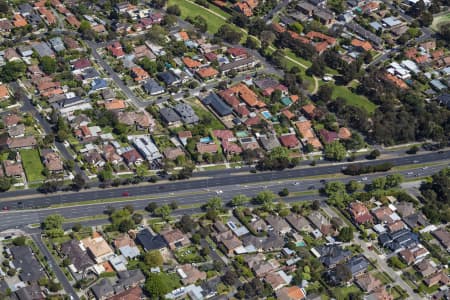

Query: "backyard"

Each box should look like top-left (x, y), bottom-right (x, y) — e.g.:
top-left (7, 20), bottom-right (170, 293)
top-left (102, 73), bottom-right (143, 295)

top-left (174, 245), bottom-right (204, 263)
top-left (19, 149), bottom-right (45, 182)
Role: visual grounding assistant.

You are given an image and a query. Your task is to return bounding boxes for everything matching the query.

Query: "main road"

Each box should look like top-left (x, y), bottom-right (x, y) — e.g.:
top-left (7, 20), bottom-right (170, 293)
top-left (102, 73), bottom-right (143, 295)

top-left (1, 150), bottom-right (448, 210)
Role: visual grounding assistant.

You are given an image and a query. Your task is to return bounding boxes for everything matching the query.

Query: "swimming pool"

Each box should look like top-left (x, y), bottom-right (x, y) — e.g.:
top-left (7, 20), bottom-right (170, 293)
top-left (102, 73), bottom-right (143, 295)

top-left (200, 137), bottom-right (212, 143)
top-left (261, 110), bottom-right (272, 119)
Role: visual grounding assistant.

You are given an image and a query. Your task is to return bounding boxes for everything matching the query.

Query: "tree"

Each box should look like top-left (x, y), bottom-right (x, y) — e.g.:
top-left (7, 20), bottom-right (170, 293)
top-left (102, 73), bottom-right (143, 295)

top-left (216, 24), bottom-right (243, 44)
top-left (385, 174), bottom-right (403, 189)
top-left (151, 0), bottom-right (167, 9)
top-left (72, 223), bottom-right (82, 232)
top-left (317, 85), bottom-right (333, 102)
top-left (178, 215), bottom-right (195, 233)
top-left (40, 56), bottom-right (57, 74)
top-left (231, 194), bottom-right (249, 207)
top-left (169, 201), bottom-right (178, 210)
top-left (335, 264), bottom-right (352, 282)
top-left (146, 202), bottom-right (158, 213)
top-left (279, 188), bottom-right (289, 197)
top-left (42, 214), bottom-right (64, 238)
top-left (260, 30), bottom-right (276, 47)
top-left (12, 236), bottom-right (27, 246)
top-left (419, 11), bottom-right (433, 26)
top-left (324, 141), bottom-right (347, 161)
top-left (154, 204), bottom-right (171, 220)
top-left (205, 197), bottom-right (222, 211)
top-left (118, 219), bottom-right (135, 232)
top-left (367, 149), bottom-right (380, 160)
top-left (0, 177), bottom-right (11, 192)
top-left (0, 0), bottom-right (9, 14)
top-left (144, 273), bottom-right (173, 298)
top-left (72, 174), bottom-right (86, 191)
top-left (311, 200), bottom-right (321, 210)
top-left (370, 177), bottom-right (386, 190)
top-left (245, 36), bottom-right (259, 49)
top-left (222, 270), bottom-right (238, 285)
top-left (132, 213), bottom-right (143, 224)
top-left (0, 60), bottom-right (26, 82)
top-left (338, 227), bottom-right (353, 242)
top-left (166, 5), bottom-right (181, 15)
top-left (144, 250), bottom-right (164, 267)
top-left (346, 180), bottom-right (361, 193)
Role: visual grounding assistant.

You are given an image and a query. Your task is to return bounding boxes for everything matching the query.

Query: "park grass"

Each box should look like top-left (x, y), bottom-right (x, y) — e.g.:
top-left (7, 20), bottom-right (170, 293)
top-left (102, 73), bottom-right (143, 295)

top-left (168, 0), bottom-right (230, 34)
top-left (431, 13), bottom-right (450, 31)
top-left (19, 149), bottom-right (45, 182)
top-left (332, 84), bottom-right (377, 113)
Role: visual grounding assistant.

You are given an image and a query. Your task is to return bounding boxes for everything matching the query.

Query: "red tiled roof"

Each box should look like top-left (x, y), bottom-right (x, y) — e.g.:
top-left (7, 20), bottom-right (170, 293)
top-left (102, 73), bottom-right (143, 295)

top-left (279, 134), bottom-right (299, 148)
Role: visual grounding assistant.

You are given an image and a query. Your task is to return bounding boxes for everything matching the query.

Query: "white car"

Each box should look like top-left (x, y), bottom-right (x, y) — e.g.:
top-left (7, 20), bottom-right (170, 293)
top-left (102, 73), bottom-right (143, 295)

top-left (215, 190), bottom-right (223, 194)
top-left (323, 76), bottom-right (333, 82)
top-left (361, 177), bottom-right (368, 181)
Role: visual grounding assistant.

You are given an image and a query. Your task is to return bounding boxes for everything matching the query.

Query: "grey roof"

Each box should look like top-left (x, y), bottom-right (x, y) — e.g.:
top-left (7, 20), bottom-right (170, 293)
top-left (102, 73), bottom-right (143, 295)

top-left (101, 89), bottom-right (115, 100)
top-left (378, 228), bottom-right (419, 251)
top-left (437, 94), bottom-right (450, 109)
top-left (241, 232), bottom-right (285, 251)
top-left (254, 78), bottom-right (279, 90)
top-left (91, 279), bottom-right (114, 300)
top-left (60, 239), bottom-right (95, 272)
top-left (15, 283), bottom-right (42, 300)
top-left (403, 213), bottom-right (429, 229)
top-left (119, 245), bottom-right (140, 259)
top-left (285, 214), bottom-right (313, 232)
top-left (32, 42), bottom-right (54, 57)
top-left (116, 269), bottom-right (145, 289)
top-left (49, 37), bottom-right (65, 52)
top-left (259, 134), bottom-right (281, 151)
top-left (202, 93), bottom-right (232, 117)
top-left (345, 22), bottom-right (383, 47)
top-left (219, 57), bottom-right (256, 73)
top-left (10, 246), bottom-right (45, 282)
top-left (345, 255), bottom-right (369, 276)
top-left (157, 71), bottom-right (179, 86)
top-left (142, 79), bottom-right (164, 95)
top-left (18, 3), bottom-right (33, 15)
top-left (135, 229), bottom-right (167, 251)
top-left (0, 279), bottom-right (9, 294)
top-left (160, 107), bottom-right (181, 124)
top-left (315, 245), bottom-right (352, 267)
top-left (174, 103), bottom-right (199, 124)
top-left (82, 68), bottom-right (100, 80)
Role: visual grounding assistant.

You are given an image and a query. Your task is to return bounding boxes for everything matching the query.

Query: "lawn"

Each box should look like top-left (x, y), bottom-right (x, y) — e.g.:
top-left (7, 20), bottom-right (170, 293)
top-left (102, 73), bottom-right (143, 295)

top-left (332, 285), bottom-right (362, 300)
top-left (431, 13), bottom-right (450, 31)
top-left (188, 98), bottom-right (225, 130)
top-left (19, 149), bottom-right (45, 182)
top-left (332, 85), bottom-right (377, 113)
top-left (174, 245), bottom-right (204, 263)
top-left (168, 0), bottom-right (230, 34)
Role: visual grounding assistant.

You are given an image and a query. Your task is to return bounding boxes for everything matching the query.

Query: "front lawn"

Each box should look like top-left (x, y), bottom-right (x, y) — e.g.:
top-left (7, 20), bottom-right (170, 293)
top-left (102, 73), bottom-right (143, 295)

top-left (332, 285), bottom-right (362, 300)
top-left (20, 149), bottom-right (45, 182)
top-left (174, 245), bottom-right (204, 263)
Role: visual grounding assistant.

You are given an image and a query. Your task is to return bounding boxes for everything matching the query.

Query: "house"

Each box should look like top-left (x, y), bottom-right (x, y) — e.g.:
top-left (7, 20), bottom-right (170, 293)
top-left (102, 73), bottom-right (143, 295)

top-left (60, 239), bottom-right (95, 273)
top-left (319, 129), bottom-right (338, 144)
top-left (131, 136), bottom-right (162, 161)
top-left (220, 57), bottom-right (258, 75)
top-left (395, 202), bottom-right (415, 217)
top-left (81, 234), bottom-right (115, 263)
top-left (355, 273), bottom-right (382, 293)
top-left (229, 83), bottom-right (265, 108)
top-left (349, 202), bottom-right (373, 225)
top-left (116, 111), bottom-right (155, 131)
top-left (345, 255), bottom-right (369, 277)
top-left (174, 103), bottom-right (199, 124)
top-left (265, 215), bottom-right (291, 235)
top-left (259, 133), bottom-right (282, 151)
top-left (163, 147), bottom-right (185, 160)
top-left (399, 245), bottom-right (429, 265)
top-left (415, 259), bottom-right (437, 278)
top-left (276, 286), bottom-right (306, 300)
top-left (345, 22), bottom-right (383, 49)
top-left (387, 220), bottom-right (406, 233)
top-left (295, 119), bottom-right (323, 150)
top-left (49, 37), bottom-right (65, 52)
top-left (17, 45), bottom-right (33, 57)
top-left (3, 160), bottom-right (23, 178)
top-left (338, 127), bottom-right (352, 140)
top-left (177, 264), bottom-right (207, 285)
top-left (311, 245), bottom-right (352, 268)
top-left (91, 78), bottom-right (108, 91)
top-left (158, 71), bottom-right (180, 86)
top-left (202, 93), bottom-right (233, 117)
top-left (135, 229), bottom-right (167, 252)
top-left (378, 228), bottom-right (419, 252)
top-left (403, 212), bottom-right (428, 229)
top-left (15, 282), bottom-right (44, 300)
top-left (160, 107), bottom-right (181, 126)
top-left (242, 232), bottom-right (284, 252)
top-left (8, 136), bottom-right (37, 149)
top-left (114, 234), bottom-right (140, 259)
top-left (177, 131), bottom-right (192, 146)
top-left (41, 149), bottom-right (63, 173)
top-left (279, 134), bottom-right (300, 149)
top-left (142, 79), bottom-right (164, 95)
top-left (72, 58), bottom-right (92, 71)
top-left (265, 270), bottom-right (292, 291)
top-left (424, 270), bottom-right (450, 287)
top-left (365, 287), bottom-right (394, 300)
top-left (162, 229), bottom-right (190, 250)
top-left (0, 84), bottom-right (9, 100)
top-left (108, 286), bottom-right (143, 300)
top-left (131, 67), bottom-right (149, 82)
top-left (107, 41), bottom-right (125, 58)
top-left (372, 206), bottom-right (395, 224)
top-left (301, 104), bottom-right (318, 118)
top-left (196, 67), bottom-right (219, 81)
top-left (91, 278), bottom-right (114, 300)
top-left (307, 211), bottom-right (333, 235)
top-left (248, 257), bottom-right (280, 277)
top-left (214, 230), bottom-right (242, 256)
top-left (285, 214), bottom-right (313, 232)
top-left (10, 246), bottom-right (45, 282)
top-left (32, 42), bottom-right (55, 58)
top-left (4, 48), bottom-right (21, 61)
top-left (432, 228), bottom-right (450, 251)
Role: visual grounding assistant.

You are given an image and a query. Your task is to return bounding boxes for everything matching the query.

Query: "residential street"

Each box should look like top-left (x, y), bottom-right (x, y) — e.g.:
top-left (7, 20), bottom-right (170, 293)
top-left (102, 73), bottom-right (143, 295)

top-left (31, 234), bottom-right (80, 300)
